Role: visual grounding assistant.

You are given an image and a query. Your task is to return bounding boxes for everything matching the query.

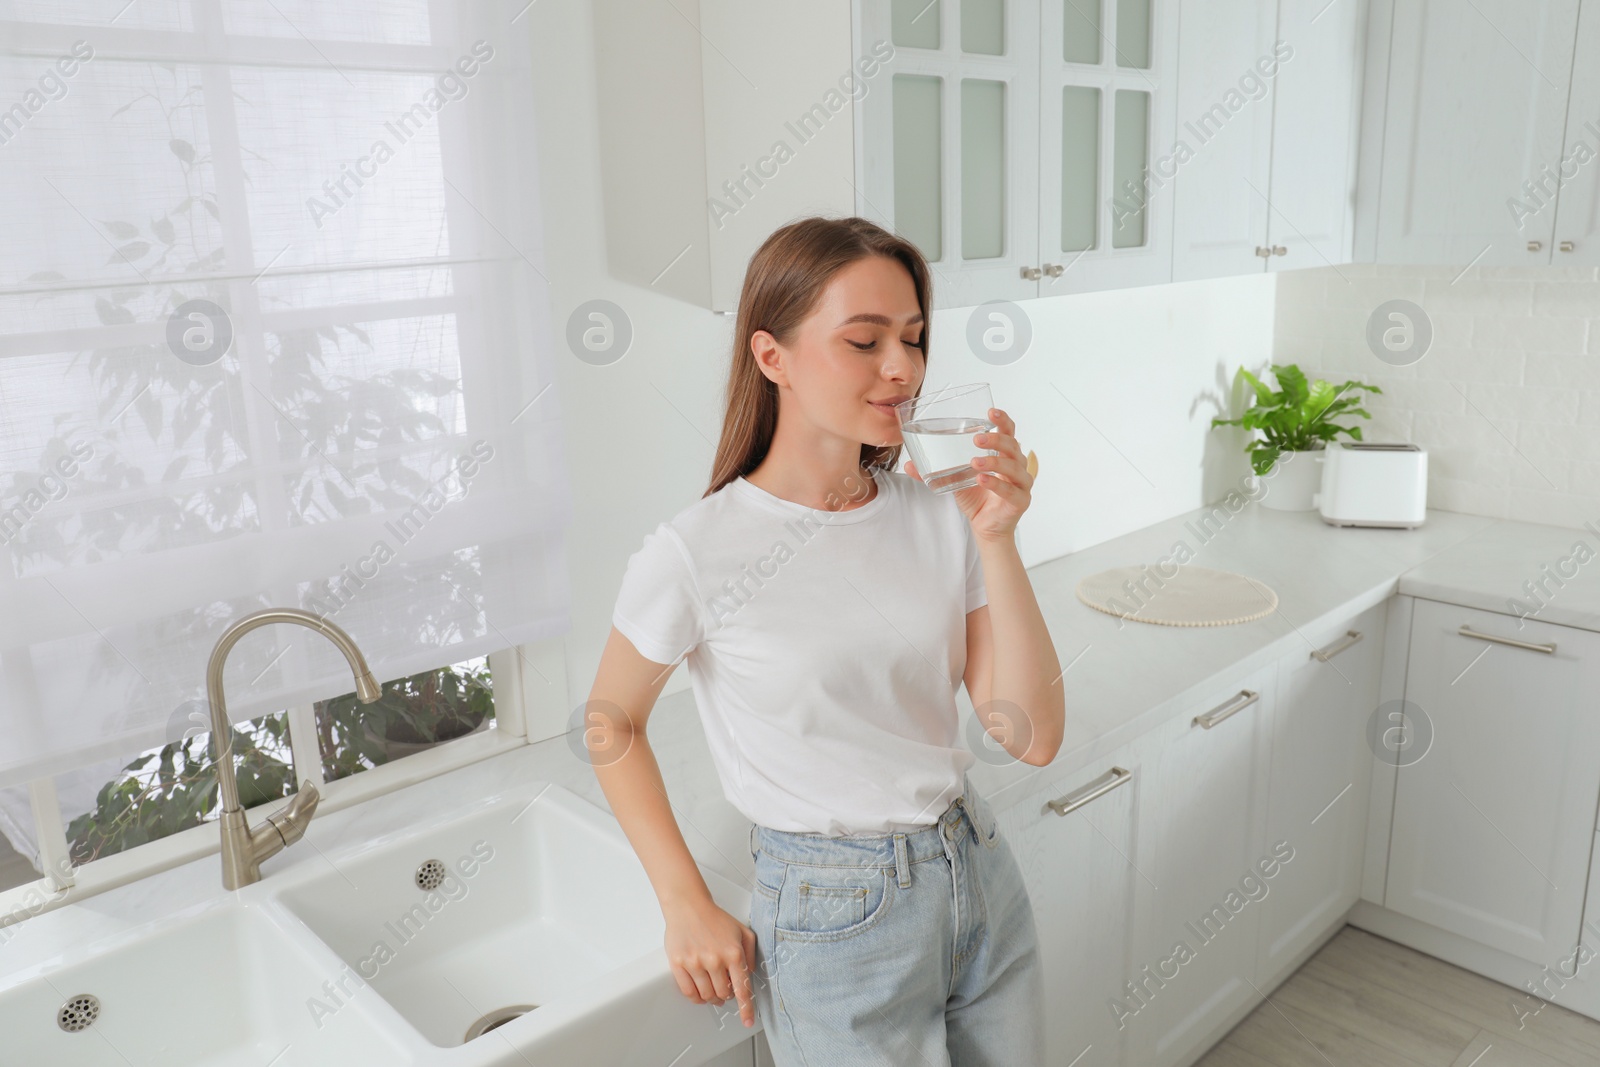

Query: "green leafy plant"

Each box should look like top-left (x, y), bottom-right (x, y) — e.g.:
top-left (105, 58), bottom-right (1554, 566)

top-left (316, 660), bottom-right (494, 783)
top-left (66, 715), bottom-right (295, 865)
top-left (1210, 363), bottom-right (1382, 476)
top-left (62, 662), bottom-right (493, 863)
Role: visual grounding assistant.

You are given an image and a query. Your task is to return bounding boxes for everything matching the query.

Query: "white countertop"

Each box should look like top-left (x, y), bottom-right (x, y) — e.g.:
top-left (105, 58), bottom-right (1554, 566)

top-left (8, 501), bottom-right (1592, 987)
top-left (1398, 516), bottom-right (1600, 633)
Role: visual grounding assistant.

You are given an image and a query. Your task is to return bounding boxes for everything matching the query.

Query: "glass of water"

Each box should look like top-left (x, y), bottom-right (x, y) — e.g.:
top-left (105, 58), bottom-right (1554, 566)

top-left (894, 382), bottom-right (999, 494)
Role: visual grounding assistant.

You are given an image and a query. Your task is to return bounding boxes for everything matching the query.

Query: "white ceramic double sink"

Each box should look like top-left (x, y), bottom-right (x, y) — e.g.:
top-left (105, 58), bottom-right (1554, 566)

top-left (0, 782), bottom-right (755, 1065)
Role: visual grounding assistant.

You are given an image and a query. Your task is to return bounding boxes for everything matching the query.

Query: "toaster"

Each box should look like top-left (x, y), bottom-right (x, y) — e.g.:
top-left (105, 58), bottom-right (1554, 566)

top-left (1318, 442), bottom-right (1428, 528)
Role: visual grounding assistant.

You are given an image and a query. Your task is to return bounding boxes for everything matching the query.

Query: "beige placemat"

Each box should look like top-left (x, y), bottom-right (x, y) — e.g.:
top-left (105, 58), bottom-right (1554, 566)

top-left (1075, 565), bottom-right (1278, 627)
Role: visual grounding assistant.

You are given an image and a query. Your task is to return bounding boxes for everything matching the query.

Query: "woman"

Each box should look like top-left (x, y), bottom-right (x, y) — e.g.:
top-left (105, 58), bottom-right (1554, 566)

top-left (589, 216), bottom-right (1064, 1064)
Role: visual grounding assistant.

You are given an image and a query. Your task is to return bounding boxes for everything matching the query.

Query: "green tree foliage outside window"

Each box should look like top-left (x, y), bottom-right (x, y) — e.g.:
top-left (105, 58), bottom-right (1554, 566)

top-left (316, 660), bottom-right (494, 783)
top-left (66, 713), bottom-right (296, 865)
top-left (64, 661), bottom-right (493, 865)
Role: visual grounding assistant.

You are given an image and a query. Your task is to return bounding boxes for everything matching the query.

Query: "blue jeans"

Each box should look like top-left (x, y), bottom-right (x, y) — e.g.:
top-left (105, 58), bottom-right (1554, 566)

top-left (746, 777), bottom-right (1045, 1066)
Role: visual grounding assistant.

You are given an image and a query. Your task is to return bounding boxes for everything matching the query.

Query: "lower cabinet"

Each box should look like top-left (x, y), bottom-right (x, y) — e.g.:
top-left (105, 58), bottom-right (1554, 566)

top-left (1255, 603), bottom-right (1385, 977)
top-left (998, 750), bottom-right (1144, 1065)
top-left (1037, 606), bottom-right (1382, 1067)
top-left (984, 604), bottom-right (1397, 1066)
top-left (719, 1037), bottom-right (760, 1066)
top-left (1124, 662), bottom-right (1277, 1067)
top-left (1385, 599), bottom-right (1600, 968)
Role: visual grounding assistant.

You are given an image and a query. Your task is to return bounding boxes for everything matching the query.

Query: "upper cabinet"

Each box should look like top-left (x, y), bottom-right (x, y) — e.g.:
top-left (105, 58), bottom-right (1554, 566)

top-left (1264, 0), bottom-right (1368, 272)
top-left (1170, 0), bottom-right (1366, 281)
top-left (1167, 0), bottom-right (1280, 281)
top-left (604, 0), bottom-right (1600, 313)
top-left (856, 0), bottom-right (1181, 307)
top-left (593, 0), bottom-right (859, 313)
top-left (1550, 0), bottom-right (1600, 265)
top-left (1359, 0), bottom-right (1583, 267)
top-left (856, 0), bottom-right (1043, 306)
top-left (1037, 0), bottom-right (1180, 294)
top-left (856, 0), bottom-right (1368, 307)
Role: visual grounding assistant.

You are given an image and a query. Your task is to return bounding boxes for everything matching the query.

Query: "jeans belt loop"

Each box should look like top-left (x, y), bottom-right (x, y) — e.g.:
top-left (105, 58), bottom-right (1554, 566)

top-left (748, 822), bottom-right (756, 860)
top-left (893, 832), bottom-right (911, 889)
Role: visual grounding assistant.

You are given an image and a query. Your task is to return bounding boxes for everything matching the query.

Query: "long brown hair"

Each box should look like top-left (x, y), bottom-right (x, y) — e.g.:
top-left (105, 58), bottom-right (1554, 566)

top-left (704, 216), bottom-right (933, 498)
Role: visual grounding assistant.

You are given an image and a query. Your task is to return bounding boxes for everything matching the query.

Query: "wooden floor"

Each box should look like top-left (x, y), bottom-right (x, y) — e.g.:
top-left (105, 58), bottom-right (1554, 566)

top-left (1195, 926), bottom-right (1600, 1067)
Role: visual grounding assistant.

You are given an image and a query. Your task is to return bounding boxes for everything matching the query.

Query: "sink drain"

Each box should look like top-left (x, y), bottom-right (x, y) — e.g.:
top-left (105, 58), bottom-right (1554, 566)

top-left (415, 859), bottom-right (448, 891)
top-left (464, 1004), bottom-right (538, 1042)
top-left (57, 993), bottom-right (100, 1032)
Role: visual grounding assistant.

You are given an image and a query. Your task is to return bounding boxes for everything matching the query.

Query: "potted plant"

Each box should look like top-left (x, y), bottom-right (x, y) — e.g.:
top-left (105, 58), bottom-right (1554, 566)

top-left (1211, 363), bottom-right (1382, 511)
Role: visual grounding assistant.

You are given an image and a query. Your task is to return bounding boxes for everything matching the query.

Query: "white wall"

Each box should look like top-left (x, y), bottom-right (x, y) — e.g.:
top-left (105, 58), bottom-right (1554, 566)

top-left (526, 3), bottom-right (1274, 705)
top-left (1274, 263), bottom-right (1600, 529)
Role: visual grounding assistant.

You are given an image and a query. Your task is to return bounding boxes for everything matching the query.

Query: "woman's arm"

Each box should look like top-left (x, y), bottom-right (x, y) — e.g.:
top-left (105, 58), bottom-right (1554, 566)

top-left (963, 536), bottom-right (1065, 765)
top-left (935, 408), bottom-right (1063, 766)
top-left (587, 626), bottom-right (756, 1027)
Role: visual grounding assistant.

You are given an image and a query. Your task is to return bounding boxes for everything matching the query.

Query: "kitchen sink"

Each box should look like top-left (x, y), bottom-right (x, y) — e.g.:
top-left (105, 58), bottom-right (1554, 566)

top-left (268, 781), bottom-right (755, 1064)
top-left (0, 901), bottom-right (409, 1066)
top-left (0, 781), bottom-right (753, 1066)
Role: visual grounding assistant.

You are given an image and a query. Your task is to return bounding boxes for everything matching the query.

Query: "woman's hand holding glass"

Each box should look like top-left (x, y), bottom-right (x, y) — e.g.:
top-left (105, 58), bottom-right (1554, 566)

top-left (907, 405), bottom-right (1035, 542)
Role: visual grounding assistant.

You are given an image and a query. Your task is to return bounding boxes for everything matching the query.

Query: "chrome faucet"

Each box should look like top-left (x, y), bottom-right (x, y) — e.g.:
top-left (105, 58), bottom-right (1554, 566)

top-left (206, 608), bottom-right (382, 889)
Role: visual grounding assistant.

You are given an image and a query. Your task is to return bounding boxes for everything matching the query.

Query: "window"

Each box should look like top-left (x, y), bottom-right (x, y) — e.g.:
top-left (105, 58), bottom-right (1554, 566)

top-left (0, 0), bottom-right (558, 911)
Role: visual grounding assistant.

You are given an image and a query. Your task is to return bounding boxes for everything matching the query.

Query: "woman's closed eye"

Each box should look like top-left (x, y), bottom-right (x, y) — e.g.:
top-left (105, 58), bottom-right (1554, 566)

top-left (847, 336), bottom-right (925, 351)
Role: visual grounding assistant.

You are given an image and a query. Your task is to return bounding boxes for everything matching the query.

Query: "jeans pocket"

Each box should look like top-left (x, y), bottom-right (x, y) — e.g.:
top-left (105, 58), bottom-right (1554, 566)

top-left (774, 865), bottom-right (893, 943)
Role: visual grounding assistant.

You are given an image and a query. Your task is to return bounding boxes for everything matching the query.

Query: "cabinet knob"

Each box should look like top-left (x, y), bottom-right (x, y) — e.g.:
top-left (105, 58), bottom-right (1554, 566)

top-left (1019, 265), bottom-right (1042, 280)
top-left (1042, 262), bottom-right (1065, 278)
top-left (1254, 246), bottom-right (1272, 258)
top-left (1272, 245), bottom-right (1288, 256)
top-left (1560, 240), bottom-right (1576, 253)
top-left (1528, 240), bottom-right (1543, 252)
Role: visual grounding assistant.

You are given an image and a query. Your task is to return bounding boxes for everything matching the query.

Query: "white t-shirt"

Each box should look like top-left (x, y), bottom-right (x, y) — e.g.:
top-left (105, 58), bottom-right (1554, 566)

top-left (611, 466), bottom-right (987, 836)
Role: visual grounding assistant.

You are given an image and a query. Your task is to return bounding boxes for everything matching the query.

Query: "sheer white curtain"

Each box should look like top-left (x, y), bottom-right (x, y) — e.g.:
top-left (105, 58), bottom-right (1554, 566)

top-left (0, 0), bottom-right (567, 791)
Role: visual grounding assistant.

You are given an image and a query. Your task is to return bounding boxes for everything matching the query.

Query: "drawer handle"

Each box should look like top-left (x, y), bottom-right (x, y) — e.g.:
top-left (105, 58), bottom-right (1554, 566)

top-left (1194, 689), bottom-right (1258, 729)
top-left (1458, 625), bottom-right (1555, 655)
top-left (1044, 766), bottom-right (1132, 817)
top-left (1311, 630), bottom-right (1363, 662)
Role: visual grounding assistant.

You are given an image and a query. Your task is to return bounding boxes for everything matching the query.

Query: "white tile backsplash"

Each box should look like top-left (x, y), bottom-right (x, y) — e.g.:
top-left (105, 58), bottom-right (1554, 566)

top-left (1273, 263), bottom-right (1600, 528)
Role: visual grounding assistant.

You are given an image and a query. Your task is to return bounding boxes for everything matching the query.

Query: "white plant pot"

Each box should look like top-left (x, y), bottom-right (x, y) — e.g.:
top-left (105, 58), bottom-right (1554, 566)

top-left (1260, 449), bottom-right (1325, 511)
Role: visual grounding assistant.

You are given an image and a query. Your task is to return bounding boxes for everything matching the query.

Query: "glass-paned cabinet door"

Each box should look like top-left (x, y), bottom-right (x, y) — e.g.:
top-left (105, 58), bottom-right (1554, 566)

top-left (1038, 0), bottom-right (1177, 293)
top-left (857, 0), bottom-right (1041, 309)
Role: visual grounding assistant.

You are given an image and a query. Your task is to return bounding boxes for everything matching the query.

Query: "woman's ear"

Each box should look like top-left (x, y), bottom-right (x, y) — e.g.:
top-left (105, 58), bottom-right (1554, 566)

top-left (749, 329), bottom-right (788, 388)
